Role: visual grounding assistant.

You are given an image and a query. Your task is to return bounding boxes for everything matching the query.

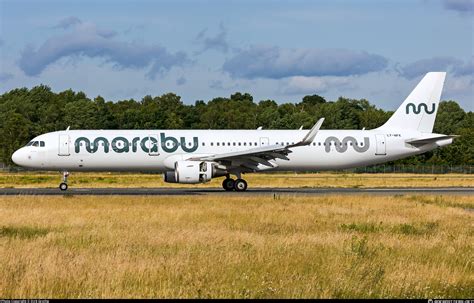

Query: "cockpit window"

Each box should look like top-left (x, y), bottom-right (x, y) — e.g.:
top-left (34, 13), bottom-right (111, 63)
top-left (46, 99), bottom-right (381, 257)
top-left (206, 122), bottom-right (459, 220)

top-left (26, 141), bottom-right (45, 147)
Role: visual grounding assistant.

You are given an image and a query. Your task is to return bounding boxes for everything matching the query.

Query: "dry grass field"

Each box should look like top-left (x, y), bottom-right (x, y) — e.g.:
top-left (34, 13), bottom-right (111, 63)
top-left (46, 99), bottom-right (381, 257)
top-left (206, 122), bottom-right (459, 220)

top-left (1, 172), bottom-right (473, 188)
top-left (0, 194), bottom-right (473, 298)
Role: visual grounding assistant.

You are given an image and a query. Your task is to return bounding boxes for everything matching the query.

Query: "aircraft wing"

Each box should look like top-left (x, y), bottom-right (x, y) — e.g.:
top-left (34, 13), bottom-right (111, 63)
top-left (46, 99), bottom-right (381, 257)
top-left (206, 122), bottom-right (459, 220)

top-left (187, 118), bottom-right (324, 171)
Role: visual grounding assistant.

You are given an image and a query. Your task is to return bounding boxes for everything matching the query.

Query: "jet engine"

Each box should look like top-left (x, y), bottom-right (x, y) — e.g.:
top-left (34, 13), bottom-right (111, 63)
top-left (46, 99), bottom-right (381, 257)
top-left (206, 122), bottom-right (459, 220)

top-left (163, 160), bottom-right (226, 184)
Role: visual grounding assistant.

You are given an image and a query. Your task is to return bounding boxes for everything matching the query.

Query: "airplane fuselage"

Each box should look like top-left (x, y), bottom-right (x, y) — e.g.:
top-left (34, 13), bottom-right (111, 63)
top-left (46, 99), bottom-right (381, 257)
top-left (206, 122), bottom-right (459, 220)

top-left (12, 128), bottom-right (450, 172)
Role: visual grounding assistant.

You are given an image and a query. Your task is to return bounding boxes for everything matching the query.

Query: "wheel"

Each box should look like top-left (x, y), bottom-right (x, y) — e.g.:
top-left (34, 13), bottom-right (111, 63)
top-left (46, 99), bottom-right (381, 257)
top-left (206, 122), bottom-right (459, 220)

top-left (234, 179), bottom-right (248, 192)
top-left (59, 183), bottom-right (68, 191)
top-left (222, 178), bottom-right (235, 191)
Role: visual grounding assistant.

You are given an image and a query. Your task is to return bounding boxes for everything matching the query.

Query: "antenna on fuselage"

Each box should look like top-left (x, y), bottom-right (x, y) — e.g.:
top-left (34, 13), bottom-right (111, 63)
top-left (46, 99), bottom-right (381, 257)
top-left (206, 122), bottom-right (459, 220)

top-left (66, 126), bottom-right (70, 131)
top-left (299, 125), bottom-right (303, 130)
top-left (257, 126), bottom-right (263, 130)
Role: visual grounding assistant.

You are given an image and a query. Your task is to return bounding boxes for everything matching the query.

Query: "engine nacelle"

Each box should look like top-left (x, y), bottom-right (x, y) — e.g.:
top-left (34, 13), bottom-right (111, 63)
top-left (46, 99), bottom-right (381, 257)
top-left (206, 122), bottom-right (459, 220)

top-left (163, 160), bottom-right (226, 184)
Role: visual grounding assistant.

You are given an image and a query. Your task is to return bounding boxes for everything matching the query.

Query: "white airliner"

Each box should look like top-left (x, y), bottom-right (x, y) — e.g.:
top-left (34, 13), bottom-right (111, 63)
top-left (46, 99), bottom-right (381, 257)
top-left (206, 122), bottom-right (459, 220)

top-left (12, 72), bottom-right (455, 191)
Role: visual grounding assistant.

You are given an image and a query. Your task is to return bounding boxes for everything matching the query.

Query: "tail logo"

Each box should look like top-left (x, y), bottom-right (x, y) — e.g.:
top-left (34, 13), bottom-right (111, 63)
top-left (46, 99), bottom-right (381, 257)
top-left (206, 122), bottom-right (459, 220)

top-left (324, 136), bottom-right (370, 153)
top-left (406, 103), bottom-right (436, 114)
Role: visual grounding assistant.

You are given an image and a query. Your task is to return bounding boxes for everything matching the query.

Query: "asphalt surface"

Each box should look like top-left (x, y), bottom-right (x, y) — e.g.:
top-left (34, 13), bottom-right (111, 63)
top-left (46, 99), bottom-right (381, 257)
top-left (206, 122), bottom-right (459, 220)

top-left (0, 187), bottom-right (473, 196)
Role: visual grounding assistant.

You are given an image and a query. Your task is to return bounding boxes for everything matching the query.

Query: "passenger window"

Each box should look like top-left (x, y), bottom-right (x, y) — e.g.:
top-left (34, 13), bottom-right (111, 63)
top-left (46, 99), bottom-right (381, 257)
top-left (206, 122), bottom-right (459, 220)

top-left (238, 142), bottom-right (241, 146)
top-left (211, 142), bottom-right (214, 146)
top-left (40, 141), bottom-right (45, 147)
top-left (244, 142), bottom-right (247, 146)
top-left (202, 142), bottom-right (205, 146)
top-left (233, 142), bottom-right (236, 146)
top-left (217, 142), bottom-right (220, 146)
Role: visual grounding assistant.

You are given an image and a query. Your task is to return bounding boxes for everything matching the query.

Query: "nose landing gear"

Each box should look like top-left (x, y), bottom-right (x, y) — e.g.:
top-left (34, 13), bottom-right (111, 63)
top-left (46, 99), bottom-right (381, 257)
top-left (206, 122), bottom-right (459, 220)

top-left (59, 171), bottom-right (69, 191)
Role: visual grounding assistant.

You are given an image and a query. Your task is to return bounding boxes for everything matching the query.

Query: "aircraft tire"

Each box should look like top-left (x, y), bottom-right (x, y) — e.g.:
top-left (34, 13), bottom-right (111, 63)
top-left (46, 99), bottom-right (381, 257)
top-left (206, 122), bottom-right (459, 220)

top-left (59, 182), bottom-right (68, 191)
top-left (222, 178), bottom-right (235, 191)
top-left (234, 179), bottom-right (247, 192)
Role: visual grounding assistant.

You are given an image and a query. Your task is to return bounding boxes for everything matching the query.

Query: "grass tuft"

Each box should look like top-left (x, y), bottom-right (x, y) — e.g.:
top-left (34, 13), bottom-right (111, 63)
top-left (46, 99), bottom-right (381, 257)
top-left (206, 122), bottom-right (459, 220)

top-left (393, 222), bottom-right (439, 236)
top-left (0, 226), bottom-right (50, 239)
top-left (341, 222), bottom-right (382, 233)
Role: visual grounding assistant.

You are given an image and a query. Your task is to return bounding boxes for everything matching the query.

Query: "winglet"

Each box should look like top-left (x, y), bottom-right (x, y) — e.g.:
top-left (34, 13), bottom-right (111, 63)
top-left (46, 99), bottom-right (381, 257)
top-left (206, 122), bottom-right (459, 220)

top-left (289, 118), bottom-right (324, 147)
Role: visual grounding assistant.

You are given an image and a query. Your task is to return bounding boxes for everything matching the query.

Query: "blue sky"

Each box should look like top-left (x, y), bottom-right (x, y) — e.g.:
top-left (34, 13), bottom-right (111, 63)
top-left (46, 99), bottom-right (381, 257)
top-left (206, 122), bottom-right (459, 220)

top-left (1, 0), bottom-right (473, 110)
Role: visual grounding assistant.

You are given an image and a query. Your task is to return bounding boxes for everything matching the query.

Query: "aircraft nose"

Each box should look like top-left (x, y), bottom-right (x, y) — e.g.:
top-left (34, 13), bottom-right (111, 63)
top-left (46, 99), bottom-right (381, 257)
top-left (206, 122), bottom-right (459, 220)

top-left (11, 148), bottom-right (27, 166)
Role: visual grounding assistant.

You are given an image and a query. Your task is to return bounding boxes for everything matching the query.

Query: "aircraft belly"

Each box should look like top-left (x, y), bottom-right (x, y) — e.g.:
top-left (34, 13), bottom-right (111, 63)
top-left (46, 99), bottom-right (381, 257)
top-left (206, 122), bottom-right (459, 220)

top-left (47, 153), bottom-right (166, 171)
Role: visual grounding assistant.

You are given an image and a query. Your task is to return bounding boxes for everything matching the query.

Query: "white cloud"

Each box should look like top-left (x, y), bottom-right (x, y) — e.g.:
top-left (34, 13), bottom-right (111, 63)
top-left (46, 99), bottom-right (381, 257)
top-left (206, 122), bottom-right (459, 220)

top-left (282, 76), bottom-right (354, 95)
top-left (443, 0), bottom-right (474, 14)
top-left (19, 21), bottom-right (189, 79)
top-left (53, 16), bottom-right (83, 29)
top-left (399, 56), bottom-right (473, 79)
top-left (223, 46), bottom-right (388, 79)
top-left (195, 22), bottom-right (229, 54)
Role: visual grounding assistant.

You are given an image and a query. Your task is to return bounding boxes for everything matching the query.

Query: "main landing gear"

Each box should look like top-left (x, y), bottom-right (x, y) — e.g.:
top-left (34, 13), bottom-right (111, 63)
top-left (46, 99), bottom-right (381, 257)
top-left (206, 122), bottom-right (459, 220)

top-left (222, 174), bottom-right (248, 192)
top-left (59, 171), bottom-right (69, 191)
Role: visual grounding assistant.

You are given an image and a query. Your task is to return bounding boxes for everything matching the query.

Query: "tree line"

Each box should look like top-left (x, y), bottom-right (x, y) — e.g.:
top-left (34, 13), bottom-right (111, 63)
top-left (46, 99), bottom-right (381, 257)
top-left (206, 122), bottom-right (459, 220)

top-left (1, 85), bottom-right (472, 167)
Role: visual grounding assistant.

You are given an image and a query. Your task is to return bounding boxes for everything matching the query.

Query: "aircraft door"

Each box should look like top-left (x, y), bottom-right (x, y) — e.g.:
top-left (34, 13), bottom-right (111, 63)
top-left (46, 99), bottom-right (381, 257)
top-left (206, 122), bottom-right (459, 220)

top-left (147, 134), bottom-right (160, 156)
top-left (375, 134), bottom-right (386, 155)
top-left (58, 134), bottom-right (70, 156)
top-left (260, 137), bottom-right (269, 147)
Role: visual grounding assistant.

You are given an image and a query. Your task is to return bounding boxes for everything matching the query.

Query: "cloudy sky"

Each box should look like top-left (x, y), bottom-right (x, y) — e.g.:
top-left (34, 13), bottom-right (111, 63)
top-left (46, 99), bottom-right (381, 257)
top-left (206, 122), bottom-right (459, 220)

top-left (0, 0), bottom-right (473, 110)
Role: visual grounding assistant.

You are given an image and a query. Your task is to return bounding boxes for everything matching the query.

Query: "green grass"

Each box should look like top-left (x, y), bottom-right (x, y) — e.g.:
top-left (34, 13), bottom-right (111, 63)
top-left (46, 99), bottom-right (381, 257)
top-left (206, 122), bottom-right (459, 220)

top-left (0, 226), bottom-right (50, 239)
top-left (407, 195), bottom-right (474, 210)
top-left (340, 222), bottom-right (382, 233)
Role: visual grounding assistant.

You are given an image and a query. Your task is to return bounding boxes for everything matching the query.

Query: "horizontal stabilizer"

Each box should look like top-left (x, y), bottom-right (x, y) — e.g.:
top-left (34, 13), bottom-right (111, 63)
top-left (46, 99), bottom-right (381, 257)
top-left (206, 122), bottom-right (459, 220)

top-left (406, 135), bottom-right (458, 146)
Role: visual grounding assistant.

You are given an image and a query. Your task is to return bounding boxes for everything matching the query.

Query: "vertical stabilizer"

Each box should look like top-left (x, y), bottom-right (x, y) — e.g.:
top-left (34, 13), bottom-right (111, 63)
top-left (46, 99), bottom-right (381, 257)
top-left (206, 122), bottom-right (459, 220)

top-left (379, 72), bottom-right (446, 133)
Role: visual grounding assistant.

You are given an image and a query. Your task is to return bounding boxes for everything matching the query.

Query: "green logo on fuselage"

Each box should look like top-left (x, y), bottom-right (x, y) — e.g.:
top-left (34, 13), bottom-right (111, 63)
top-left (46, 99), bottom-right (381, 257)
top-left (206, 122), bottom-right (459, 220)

top-left (74, 133), bottom-right (198, 154)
